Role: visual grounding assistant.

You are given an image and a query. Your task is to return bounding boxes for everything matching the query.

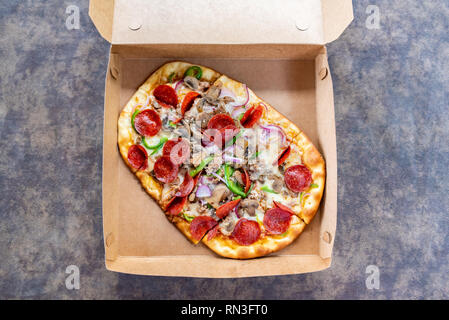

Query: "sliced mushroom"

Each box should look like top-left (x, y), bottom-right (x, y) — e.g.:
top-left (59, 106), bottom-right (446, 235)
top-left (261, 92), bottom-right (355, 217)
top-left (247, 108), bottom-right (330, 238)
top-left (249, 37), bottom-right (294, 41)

top-left (198, 111), bottom-right (214, 129)
top-left (205, 184), bottom-right (231, 209)
top-left (198, 81), bottom-right (210, 92)
top-left (184, 76), bottom-right (199, 90)
top-left (271, 176), bottom-right (284, 193)
top-left (173, 122), bottom-right (191, 138)
top-left (240, 199), bottom-right (259, 216)
top-left (219, 214), bottom-right (237, 235)
top-left (220, 96), bottom-right (235, 104)
top-left (204, 85), bottom-right (221, 105)
top-left (233, 171), bottom-right (244, 185)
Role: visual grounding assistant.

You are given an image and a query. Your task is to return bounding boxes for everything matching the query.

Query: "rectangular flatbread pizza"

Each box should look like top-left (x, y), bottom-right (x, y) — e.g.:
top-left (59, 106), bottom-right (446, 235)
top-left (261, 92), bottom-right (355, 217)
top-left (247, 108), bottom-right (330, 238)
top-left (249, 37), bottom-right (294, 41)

top-left (118, 61), bottom-right (325, 259)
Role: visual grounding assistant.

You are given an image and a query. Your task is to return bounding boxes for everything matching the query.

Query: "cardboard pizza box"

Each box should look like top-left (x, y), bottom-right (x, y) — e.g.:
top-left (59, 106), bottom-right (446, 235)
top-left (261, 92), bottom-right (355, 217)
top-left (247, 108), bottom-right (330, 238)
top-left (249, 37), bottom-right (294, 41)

top-left (90, 0), bottom-right (353, 277)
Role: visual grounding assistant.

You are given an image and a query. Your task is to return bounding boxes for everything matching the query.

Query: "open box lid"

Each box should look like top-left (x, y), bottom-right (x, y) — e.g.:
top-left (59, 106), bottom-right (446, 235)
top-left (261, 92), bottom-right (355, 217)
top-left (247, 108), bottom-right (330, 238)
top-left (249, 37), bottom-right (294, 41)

top-left (89, 0), bottom-right (353, 45)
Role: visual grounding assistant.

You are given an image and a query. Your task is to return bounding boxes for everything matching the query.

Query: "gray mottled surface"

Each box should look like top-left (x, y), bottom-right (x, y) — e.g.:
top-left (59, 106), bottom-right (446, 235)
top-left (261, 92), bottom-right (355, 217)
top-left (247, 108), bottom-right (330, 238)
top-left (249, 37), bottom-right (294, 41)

top-left (0, 0), bottom-right (448, 299)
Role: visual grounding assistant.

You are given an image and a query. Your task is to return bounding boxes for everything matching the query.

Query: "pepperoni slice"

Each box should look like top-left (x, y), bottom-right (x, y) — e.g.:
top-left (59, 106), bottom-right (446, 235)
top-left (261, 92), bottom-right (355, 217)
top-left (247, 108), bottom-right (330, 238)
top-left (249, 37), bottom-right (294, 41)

top-left (190, 216), bottom-right (218, 241)
top-left (284, 164), bottom-right (312, 192)
top-left (162, 138), bottom-right (191, 165)
top-left (206, 225), bottom-right (219, 241)
top-left (127, 144), bottom-right (148, 170)
top-left (231, 218), bottom-right (261, 246)
top-left (181, 91), bottom-right (200, 116)
top-left (175, 171), bottom-right (194, 197)
top-left (240, 104), bottom-right (264, 128)
top-left (216, 199), bottom-right (241, 219)
top-left (202, 126), bottom-right (238, 149)
top-left (207, 114), bottom-right (235, 130)
top-left (165, 196), bottom-right (187, 215)
top-left (134, 109), bottom-right (162, 137)
top-left (153, 156), bottom-right (179, 183)
top-left (263, 208), bottom-right (292, 235)
top-left (242, 168), bottom-right (251, 193)
top-left (273, 201), bottom-right (296, 216)
top-left (153, 85), bottom-right (178, 107)
top-left (276, 145), bottom-right (291, 166)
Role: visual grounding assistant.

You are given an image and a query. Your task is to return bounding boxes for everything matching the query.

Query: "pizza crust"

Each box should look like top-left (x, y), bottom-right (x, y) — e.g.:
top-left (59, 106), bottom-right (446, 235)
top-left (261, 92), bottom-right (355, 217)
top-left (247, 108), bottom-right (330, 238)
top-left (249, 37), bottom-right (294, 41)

top-left (291, 131), bottom-right (326, 224)
top-left (202, 217), bottom-right (306, 259)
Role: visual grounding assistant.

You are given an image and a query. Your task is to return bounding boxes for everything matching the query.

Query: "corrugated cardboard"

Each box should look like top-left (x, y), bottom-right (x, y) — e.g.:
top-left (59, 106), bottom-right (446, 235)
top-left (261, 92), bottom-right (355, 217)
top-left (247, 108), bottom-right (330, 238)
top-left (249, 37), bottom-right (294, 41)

top-left (90, 0), bottom-right (353, 277)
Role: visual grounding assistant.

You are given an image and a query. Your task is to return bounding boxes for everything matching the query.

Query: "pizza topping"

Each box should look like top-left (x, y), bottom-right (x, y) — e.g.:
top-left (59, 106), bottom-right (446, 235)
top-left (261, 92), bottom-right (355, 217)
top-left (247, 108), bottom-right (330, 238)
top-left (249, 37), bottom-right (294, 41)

top-left (183, 66), bottom-right (203, 80)
top-left (284, 165), bottom-right (312, 193)
top-left (190, 216), bottom-right (217, 241)
top-left (240, 198), bottom-right (259, 216)
top-left (205, 184), bottom-right (231, 209)
top-left (270, 175), bottom-right (284, 193)
top-left (216, 199), bottom-right (241, 219)
top-left (260, 124), bottom-right (287, 147)
top-left (207, 114), bottom-right (235, 131)
top-left (240, 104), bottom-right (264, 128)
top-left (167, 72), bottom-right (176, 83)
top-left (196, 184), bottom-right (212, 198)
top-left (162, 138), bottom-right (191, 166)
top-left (175, 171), bottom-right (195, 197)
top-left (276, 145), bottom-right (291, 166)
top-left (131, 107), bottom-right (141, 132)
top-left (261, 185), bottom-right (278, 194)
top-left (242, 168), bottom-right (251, 193)
top-left (181, 92), bottom-right (200, 116)
top-left (204, 85), bottom-right (221, 105)
top-left (133, 109), bottom-right (162, 137)
top-left (165, 196), bottom-right (187, 215)
top-left (127, 144), bottom-right (148, 170)
top-left (206, 224), bottom-right (220, 241)
top-left (190, 155), bottom-right (214, 177)
top-left (273, 201), bottom-right (296, 216)
top-left (142, 136), bottom-right (168, 155)
top-left (153, 84), bottom-right (178, 108)
top-left (153, 156), bottom-right (179, 183)
top-left (231, 218), bottom-right (261, 246)
top-left (263, 208), bottom-right (292, 235)
top-left (223, 164), bottom-right (247, 198)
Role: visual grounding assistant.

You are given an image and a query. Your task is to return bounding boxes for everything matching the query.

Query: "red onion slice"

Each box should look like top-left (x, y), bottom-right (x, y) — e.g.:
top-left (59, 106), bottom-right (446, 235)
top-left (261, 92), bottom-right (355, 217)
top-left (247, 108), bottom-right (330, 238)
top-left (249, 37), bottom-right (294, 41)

top-left (223, 154), bottom-right (244, 164)
top-left (259, 124), bottom-right (287, 147)
top-left (196, 184), bottom-right (212, 198)
top-left (210, 172), bottom-right (227, 185)
top-left (236, 84), bottom-right (249, 108)
top-left (234, 203), bottom-right (241, 218)
top-left (231, 107), bottom-right (246, 119)
top-left (174, 80), bottom-right (184, 92)
top-left (218, 87), bottom-right (236, 99)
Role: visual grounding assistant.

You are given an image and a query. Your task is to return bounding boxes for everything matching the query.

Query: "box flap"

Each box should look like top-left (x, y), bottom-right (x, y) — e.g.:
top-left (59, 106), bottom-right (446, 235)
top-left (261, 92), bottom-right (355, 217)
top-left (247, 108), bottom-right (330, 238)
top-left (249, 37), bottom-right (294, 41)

top-left (89, 0), bottom-right (115, 43)
top-left (89, 0), bottom-right (352, 45)
top-left (321, 0), bottom-right (354, 43)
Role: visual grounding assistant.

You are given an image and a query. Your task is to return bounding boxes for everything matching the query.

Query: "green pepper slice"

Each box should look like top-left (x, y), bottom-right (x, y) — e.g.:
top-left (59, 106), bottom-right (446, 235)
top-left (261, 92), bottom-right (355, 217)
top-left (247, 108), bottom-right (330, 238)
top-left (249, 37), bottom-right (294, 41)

top-left (183, 66), bottom-right (203, 80)
top-left (142, 136), bottom-right (168, 150)
top-left (182, 213), bottom-right (195, 222)
top-left (261, 185), bottom-right (278, 194)
top-left (250, 150), bottom-right (261, 160)
top-left (223, 164), bottom-right (246, 197)
top-left (224, 130), bottom-right (243, 149)
top-left (168, 72), bottom-right (176, 83)
top-left (189, 155), bottom-right (214, 177)
top-left (131, 108), bottom-right (140, 132)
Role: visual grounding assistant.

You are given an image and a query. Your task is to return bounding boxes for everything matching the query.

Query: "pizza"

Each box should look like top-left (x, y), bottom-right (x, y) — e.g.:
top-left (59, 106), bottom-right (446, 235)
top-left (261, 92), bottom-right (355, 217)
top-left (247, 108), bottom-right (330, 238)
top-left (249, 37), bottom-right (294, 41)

top-left (118, 61), bottom-right (325, 259)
